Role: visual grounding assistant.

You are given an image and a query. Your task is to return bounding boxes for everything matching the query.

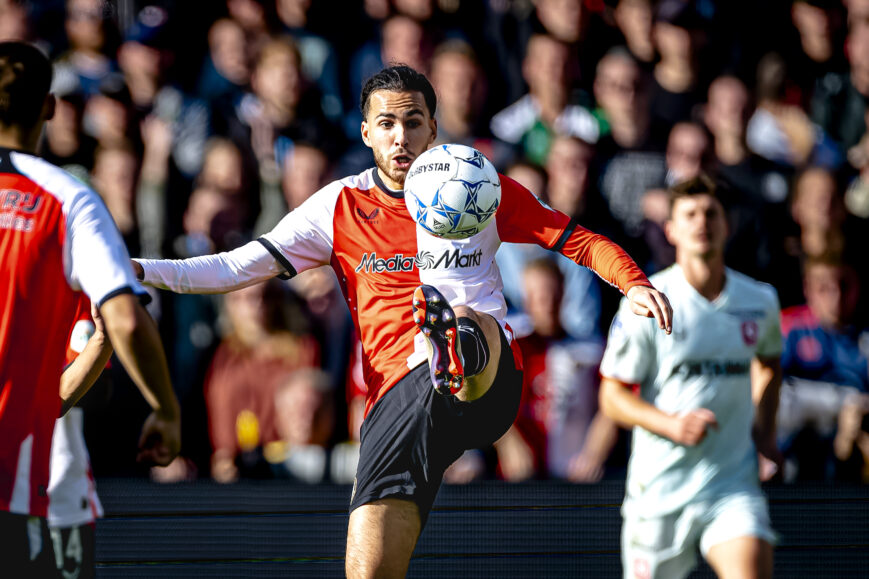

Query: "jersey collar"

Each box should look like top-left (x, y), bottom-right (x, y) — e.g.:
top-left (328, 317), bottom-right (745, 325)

top-left (371, 168), bottom-right (404, 199)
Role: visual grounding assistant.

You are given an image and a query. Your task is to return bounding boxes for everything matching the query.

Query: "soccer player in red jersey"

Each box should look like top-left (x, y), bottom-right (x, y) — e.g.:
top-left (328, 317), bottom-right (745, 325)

top-left (0, 42), bottom-right (181, 573)
top-left (134, 65), bottom-right (672, 578)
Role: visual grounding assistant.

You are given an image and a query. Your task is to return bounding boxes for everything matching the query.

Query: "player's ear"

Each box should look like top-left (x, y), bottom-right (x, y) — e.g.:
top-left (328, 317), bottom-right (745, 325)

top-left (429, 118), bottom-right (437, 145)
top-left (42, 93), bottom-right (56, 122)
top-left (361, 120), bottom-right (371, 147)
top-left (664, 218), bottom-right (676, 246)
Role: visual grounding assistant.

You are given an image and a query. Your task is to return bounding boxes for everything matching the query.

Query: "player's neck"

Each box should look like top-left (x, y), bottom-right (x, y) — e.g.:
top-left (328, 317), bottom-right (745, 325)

top-left (0, 124), bottom-right (40, 153)
top-left (678, 254), bottom-right (726, 301)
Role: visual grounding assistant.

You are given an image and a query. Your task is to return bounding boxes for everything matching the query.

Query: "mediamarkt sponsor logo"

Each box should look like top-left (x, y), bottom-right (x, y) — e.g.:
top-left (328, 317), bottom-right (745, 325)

top-left (355, 249), bottom-right (483, 273)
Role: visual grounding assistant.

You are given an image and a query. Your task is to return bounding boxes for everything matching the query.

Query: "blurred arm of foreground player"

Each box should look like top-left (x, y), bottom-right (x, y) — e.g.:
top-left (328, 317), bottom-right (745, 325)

top-left (59, 302), bottom-right (114, 416)
top-left (751, 357), bottom-right (784, 481)
top-left (600, 377), bottom-right (718, 446)
top-left (96, 293), bottom-right (181, 466)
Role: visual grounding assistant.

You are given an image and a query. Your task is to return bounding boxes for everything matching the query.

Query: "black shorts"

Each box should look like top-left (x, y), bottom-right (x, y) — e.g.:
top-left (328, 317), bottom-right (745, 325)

top-left (50, 522), bottom-right (96, 579)
top-left (0, 512), bottom-right (56, 576)
top-left (350, 324), bottom-right (522, 524)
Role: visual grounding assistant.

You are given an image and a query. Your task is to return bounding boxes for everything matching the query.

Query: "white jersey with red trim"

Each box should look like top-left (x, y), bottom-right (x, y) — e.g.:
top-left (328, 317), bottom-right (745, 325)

top-left (0, 148), bottom-right (141, 517)
top-left (600, 265), bottom-right (782, 518)
top-left (139, 167), bottom-right (650, 416)
top-left (48, 294), bottom-right (103, 528)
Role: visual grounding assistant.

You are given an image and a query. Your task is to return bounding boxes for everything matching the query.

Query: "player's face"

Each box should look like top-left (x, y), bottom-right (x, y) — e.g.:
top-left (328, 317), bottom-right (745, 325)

top-left (361, 90), bottom-right (437, 190)
top-left (665, 194), bottom-right (728, 258)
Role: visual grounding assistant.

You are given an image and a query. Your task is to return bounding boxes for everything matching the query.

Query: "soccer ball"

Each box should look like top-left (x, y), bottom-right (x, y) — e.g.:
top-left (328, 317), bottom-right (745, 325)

top-left (404, 144), bottom-right (501, 239)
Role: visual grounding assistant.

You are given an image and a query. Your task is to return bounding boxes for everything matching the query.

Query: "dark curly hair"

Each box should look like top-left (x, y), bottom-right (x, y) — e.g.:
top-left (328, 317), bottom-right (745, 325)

top-left (359, 64), bottom-right (437, 120)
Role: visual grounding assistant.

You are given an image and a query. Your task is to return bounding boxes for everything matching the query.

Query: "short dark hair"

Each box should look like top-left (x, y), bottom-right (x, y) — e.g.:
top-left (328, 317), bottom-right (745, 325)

top-left (668, 173), bottom-right (718, 214)
top-left (0, 42), bottom-right (52, 128)
top-left (359, 64), bottom-right (437, 120)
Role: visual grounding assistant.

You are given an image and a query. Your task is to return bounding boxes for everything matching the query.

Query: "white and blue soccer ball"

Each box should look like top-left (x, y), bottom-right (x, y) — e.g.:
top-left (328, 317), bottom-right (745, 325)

top-left (404, 144), bottom-right (501, 239)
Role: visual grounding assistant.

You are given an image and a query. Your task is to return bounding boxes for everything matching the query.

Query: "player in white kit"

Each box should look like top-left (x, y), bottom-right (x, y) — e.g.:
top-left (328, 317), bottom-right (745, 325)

top-left (599, 176), bottom-right (782, 579)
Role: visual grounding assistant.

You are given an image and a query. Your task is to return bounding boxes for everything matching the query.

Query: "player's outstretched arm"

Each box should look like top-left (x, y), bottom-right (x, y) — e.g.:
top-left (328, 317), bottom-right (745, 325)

top-left (626, 285), bottom-right (673, 335)
top-left (132, 239), bottom-right (286, 294)
top-left (99, 293), bottom-right (181, 466)
top-left (59, 303), bottom-right (113, 417)
top-left (600, 377), bottom-right (717, 446)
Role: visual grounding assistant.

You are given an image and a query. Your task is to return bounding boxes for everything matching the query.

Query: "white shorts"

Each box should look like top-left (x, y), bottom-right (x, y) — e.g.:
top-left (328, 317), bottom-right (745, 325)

top-left (621, 491), bottom-right (777, 579)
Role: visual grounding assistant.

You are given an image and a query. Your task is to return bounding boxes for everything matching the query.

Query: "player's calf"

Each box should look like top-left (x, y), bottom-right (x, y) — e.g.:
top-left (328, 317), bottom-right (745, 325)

top-left (412, 285), bottom-right (490, 396)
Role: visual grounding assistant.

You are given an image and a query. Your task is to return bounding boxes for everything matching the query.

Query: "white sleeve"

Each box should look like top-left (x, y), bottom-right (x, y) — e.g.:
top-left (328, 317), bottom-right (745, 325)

top-left (258, 182), bottom-right (339, 272)
top-left (137, 180), bottom-right (340, 293)
top-left (136, 239), bottom-right (282, 293)
top-left (599, 298), bottom-right (656, 385)
top-left (66, 190), bottom-right (143, 306)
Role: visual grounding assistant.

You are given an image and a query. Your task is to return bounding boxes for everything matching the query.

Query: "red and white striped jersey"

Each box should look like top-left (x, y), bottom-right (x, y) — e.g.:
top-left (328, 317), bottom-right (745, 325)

top-left (140, 168), bottom-right (651, 417)
top-left (0, 148), bottom-right (140, 517)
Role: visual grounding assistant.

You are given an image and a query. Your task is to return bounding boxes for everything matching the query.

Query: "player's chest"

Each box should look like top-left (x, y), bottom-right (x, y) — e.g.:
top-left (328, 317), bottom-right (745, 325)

top-left (330, 194), bottom-right (499, 281)
top-left (665, 302), bottom-right (765, 361)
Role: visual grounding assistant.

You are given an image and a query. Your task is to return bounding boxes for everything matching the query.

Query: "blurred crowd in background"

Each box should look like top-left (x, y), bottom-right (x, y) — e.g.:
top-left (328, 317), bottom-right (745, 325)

top-left (11, 0), bottom-right (869, 486)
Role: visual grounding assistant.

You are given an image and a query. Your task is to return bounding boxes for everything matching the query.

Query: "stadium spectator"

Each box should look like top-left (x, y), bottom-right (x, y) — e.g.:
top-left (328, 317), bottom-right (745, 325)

top-left (811, 17), bottom-right (869, 157)
top-left (495, 258), bottom-right (606, 481)
top-left (133, 64), bottom-right (671, 578)
top-left (54, 0), bottom-right (119, 98)
top-left (702, 74), bottom-right (787, 282)
top-left (648, 0), bottom-right (708, 145)
top-left (0, 40), bottom-right (179, 574)
top-left (788, 0), bottom-right (848, 108)
top-left (83, 74), bottom-right (139, 150)
top-left (225, 0), bottom-right (276, 57)
top-left (91, 141), bottom-right (141, 255)
top-left (594, 48), bottom-right (667, 244)
top-left (747, 52), bottom-right (842, 170)
top-left (610, 0), bottom-right (655, 66)
top-left (774, 167), bottom-right (867, 309)
top-left (268, 367), bottom-right (349, 483)
top-left (117, 5), bottom-right (209, 180)
top-left (777, 255), bottom-right (869, 482)
top-left (197, 18), bottom-right (250, 107)
top-left (599, 175), bottom-right (782, 579)
top-left (221, 35), bottom-right (337, 215)
top-left (40, 83), bottom-right (95, 181)
top-left (276, 0), bottom-right (344, 126)
top-left (280, 140), bottom-right (332, 212)
top-left (490, 33), bottom-right (598, 166)
top-left (429, 39), bottom-right (511, 168)
top-left (497, 150), bottom-right (606, 340)
top-left (205, 280), bottom-right (318, 483)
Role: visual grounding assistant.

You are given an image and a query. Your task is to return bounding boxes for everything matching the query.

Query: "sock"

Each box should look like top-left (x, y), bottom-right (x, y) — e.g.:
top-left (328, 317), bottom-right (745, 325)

top-left (457, 317), bottom-right (490, 377)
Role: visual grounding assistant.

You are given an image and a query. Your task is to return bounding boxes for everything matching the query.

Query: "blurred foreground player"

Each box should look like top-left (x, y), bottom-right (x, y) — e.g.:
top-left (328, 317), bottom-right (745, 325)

top-left (600, 175), bottom-right (782, 579)
top-left (0, 42), bottom-right (180, 574)
top-left (133, 65), bottom-right (672, 578)
top-left (49, 295), bottom-right (108, 579)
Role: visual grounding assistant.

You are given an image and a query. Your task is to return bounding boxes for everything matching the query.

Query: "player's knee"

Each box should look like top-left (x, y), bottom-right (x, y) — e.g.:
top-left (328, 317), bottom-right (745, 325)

top-left (457, 316), bottom-right (491, 377)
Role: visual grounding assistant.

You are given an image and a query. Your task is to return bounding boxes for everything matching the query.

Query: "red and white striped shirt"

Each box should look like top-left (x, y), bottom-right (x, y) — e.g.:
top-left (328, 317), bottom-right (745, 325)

top-left (0, 148), bottom-right (140, 517)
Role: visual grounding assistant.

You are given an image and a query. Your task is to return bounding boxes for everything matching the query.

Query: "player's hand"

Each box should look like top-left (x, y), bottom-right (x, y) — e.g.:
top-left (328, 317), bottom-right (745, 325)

top-left (130, 259), bottom-right (144, 280)
top-left (626, 285), bottom-right (673, 334)
top-left (90, 301), bottom-right (107, 337)
top-left (137, 410), bottom-right (181, 466)
top-left (667, 409), bottom-right (717, 446)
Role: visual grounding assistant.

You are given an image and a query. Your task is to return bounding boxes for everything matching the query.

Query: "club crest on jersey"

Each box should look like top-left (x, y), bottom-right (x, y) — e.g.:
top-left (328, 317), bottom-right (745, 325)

top-left (741, 320), bottom-right (759, 345)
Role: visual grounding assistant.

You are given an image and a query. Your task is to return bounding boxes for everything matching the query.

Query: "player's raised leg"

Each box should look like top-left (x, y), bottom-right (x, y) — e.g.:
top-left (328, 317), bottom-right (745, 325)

top-left (705, 536), bottom-right (773, 579)
top-left (346, 499), bottom-right (421, 579)
top-left (412, 284), bottom-right (502, 402)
